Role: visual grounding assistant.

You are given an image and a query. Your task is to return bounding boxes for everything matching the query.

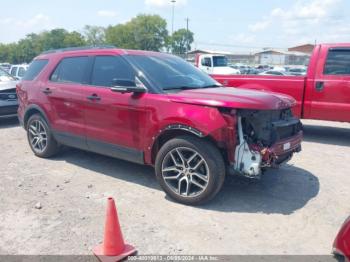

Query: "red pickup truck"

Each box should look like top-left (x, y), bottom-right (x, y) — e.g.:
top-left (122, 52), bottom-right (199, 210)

top-left (211, 43), bottom-right (350, 123)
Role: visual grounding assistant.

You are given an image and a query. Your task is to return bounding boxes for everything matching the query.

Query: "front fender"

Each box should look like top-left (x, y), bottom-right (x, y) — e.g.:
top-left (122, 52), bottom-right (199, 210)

top-left (142, 96), bottom-right (237, 164)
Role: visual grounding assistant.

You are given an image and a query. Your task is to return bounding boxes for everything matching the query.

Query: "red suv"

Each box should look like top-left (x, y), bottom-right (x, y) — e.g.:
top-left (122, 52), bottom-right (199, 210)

top-left (17, 47), bottom-right (303, 205)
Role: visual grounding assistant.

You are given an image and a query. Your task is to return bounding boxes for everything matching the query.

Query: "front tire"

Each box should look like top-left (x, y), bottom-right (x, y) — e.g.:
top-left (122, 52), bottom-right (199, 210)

top-left (26, 114), bottom-right (60, 158)
top-left (155, 136), bottom-right (226, 205)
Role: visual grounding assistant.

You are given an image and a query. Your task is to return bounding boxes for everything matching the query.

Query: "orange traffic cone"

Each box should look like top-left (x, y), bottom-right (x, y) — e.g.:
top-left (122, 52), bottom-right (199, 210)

top-left (93, 197), bottom-right (136, 262)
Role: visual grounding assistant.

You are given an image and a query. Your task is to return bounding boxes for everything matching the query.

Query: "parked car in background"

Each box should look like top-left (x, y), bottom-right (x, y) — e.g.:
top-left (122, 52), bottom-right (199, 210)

top-left (259, 70), bottom-right (289, 76)
top-left (230, 64), bottom-right (251, 74)
top-left (287, 67), bottom-right (307, 76)
top-left (0, 63), bottom-right (11, 72)
top-left (0, 67), bottom-right (18, 118)
top-left (256, 65), bottom-right (272, 73)
top-left (195, 54), bottom-right (240, 75)
top-left (333, 216), bottom-right (350, 261)
top-left (270, 66), bottom-right (287, 73)
top-left (238, 65), bottom-right (250, 74)
top-left (245, 67), bottom-right (260, 75)
top-left (10, 64), bottom-right (29, 80)
top-left (17, 46), bottom-right (302, 205)
top-left (211, 43), bottom-right (350, 123)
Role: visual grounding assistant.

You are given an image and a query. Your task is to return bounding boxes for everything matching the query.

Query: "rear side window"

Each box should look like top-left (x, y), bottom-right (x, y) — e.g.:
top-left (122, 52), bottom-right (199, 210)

top-left (23, 60), bottom-right (48, 81)
top-left (324, 49), bottom-right (350, 75)
top-left (91, 56), bottom-right (135, 87)
top-left (50, 57), bottom-right (89, 84)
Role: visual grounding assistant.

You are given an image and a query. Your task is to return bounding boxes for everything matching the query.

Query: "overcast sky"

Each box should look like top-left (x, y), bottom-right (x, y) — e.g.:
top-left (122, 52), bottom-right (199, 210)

top-left (0, 0), bottom-right (349, 53)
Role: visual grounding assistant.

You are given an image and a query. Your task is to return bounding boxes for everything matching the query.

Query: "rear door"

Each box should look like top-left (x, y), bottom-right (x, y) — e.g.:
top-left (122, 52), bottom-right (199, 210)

top-left (309, 46), bottom-right (350, 122)
top-left (81, 55), bottom-right (148, 163)
top-left (44, 56), bottom-right (91, 149)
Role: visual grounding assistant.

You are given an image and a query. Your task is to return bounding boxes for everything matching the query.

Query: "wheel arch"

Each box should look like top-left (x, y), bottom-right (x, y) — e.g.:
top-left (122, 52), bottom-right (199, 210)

top-left (23, 105), bottom-right (50, 128)
top-left (149, 124), bottom-right (219, 165)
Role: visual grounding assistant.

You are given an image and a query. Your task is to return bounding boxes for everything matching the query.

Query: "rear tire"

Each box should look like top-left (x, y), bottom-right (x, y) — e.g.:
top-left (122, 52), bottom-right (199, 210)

top-left (26, 114), bottom-right (60, 158)
top-left (155, 135), bottom-right (225, 205)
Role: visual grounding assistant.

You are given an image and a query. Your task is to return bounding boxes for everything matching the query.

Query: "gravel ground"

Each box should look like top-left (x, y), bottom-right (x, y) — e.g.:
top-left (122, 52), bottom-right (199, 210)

top-left (0, 117), bottom-right (349, 256)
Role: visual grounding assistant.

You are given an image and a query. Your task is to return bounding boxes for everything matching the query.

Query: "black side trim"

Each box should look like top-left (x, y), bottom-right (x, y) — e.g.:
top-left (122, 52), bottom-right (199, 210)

top-left (53, 131), bottom-right (89, 151)
top-left (87, 138), bottom-right (144, 164)
top-left (52, 131), bottom-right (144, 165)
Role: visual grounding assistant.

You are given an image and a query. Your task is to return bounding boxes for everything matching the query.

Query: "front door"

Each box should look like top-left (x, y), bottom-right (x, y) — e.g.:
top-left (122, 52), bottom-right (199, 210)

top-left (81, 55), bottom-right (149, 163)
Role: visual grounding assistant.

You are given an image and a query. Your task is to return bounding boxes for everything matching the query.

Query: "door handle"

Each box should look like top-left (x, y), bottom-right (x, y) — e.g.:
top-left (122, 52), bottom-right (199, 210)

top-left (87, 94), bottom-right (101, 101)
top-left (315, 81), bottom-right (324, 92)
top-left (42, 88), bottom-right (52, 95)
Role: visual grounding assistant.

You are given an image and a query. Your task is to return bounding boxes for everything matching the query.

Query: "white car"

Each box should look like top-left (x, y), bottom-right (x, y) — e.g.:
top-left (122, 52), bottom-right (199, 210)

top-left (0, 67), bottom-right (18, 118)
top-left (0, 63), bottom-right (11, 72)
top-left (9, 64), bottom-right (29, 80)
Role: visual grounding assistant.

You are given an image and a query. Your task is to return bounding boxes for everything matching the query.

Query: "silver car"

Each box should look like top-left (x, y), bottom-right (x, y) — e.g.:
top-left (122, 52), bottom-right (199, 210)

top-left (0, 67), bottom-right (18, 118)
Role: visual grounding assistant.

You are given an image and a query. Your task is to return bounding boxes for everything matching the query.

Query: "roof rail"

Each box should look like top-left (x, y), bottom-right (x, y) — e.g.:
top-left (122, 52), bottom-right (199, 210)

top-left (40, 45), bottom-right (117, 55)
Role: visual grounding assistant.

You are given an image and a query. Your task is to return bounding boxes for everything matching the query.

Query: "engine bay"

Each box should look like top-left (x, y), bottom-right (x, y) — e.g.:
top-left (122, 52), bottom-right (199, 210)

top-left (233, 109), bottom-right (303, 178)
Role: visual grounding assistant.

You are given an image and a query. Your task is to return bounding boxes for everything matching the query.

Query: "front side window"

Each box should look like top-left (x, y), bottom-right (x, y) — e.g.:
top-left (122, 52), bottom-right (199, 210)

top-left (50, 56), bottom-right (89, 84)
top-left (324, 49), bottom-right (350, 75)
top-left (23, 60), bottom-right (48, 81)
top-left (213, 56), bottom-right (228, 67)
top-left (91, 56), bottom-right (135, 87)
top-left (125, 54), bottom-right (220, 92)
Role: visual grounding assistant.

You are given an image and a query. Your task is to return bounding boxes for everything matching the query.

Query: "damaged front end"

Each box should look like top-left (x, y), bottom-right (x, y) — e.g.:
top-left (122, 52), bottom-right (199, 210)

top-left (230, 108), bottom-right (303, 178)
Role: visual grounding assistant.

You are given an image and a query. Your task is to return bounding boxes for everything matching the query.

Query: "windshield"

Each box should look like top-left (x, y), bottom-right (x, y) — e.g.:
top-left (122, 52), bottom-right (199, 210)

top-left (125, 54), bottom-right (220, 91)
top-left (0, 67), bottom-right (15, 82)
top-left (213, 56), bottom-right (228, 67)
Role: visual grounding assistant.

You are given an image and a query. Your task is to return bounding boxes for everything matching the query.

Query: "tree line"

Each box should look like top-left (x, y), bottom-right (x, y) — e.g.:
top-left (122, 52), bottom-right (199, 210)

top-left (0, 14), bottom-right (194, 64)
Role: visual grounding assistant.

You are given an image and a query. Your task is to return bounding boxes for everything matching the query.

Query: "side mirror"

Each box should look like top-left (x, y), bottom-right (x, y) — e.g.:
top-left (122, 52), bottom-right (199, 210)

top-left (110, 79), bottom-right (147, 94)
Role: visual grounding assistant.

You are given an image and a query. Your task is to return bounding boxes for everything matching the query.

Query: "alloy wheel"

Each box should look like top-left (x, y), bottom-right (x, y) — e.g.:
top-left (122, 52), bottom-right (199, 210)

top-left (161, 147), bottom-right (210, 197)
top-left (28, 120), bottom-right (48, 154)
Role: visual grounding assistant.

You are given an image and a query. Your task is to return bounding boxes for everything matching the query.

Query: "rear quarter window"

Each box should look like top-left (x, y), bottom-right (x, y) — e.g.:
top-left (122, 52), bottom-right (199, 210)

top-left (22, 60), bottom-right (49, 81)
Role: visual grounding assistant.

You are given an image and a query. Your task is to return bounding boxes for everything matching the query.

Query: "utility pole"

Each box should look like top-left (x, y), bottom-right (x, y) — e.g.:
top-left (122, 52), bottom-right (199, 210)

top-left (171, 0), bottom-right (176, 35)
top-left (185, 17), bottom-right (190, 55)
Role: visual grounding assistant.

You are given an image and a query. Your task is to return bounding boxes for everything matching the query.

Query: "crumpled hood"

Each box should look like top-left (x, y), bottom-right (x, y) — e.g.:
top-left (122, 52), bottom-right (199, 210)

top-left (167, 87), bottom-right (296, 110)
top-left (0, 80), bottom-right (17, 91)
